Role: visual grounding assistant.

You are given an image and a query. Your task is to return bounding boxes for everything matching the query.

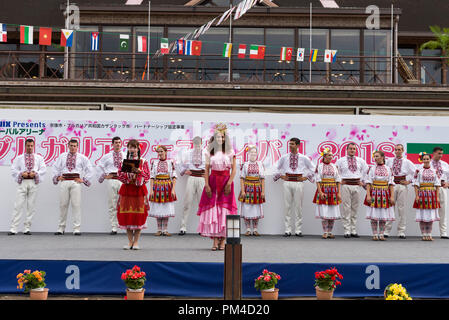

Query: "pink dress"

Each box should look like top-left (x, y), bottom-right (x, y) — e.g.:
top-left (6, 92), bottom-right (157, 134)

top-left (197, 150), bottom-right (238, 238)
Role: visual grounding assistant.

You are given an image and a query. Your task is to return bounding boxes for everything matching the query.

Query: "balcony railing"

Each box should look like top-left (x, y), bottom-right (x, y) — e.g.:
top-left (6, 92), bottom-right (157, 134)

top-left (0, 50), bottom-right (447, 85)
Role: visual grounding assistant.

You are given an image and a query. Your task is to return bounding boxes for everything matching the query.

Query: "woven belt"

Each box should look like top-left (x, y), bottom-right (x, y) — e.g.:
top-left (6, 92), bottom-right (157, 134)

top-left (190, 170), bottom-right (205, 177)
top-left (342, 178), bottom-right (360, 185)
top-left (62, 173), bottom-right (80, 180)
top-left (109, 172), bottom-right (120, 179)
top-left (245, 176), bottom-right (261, 182)
top-left (321, 178), bottom-right (336, 184)
top-left (420, 183), bottom-right (435, 188)
top-left (156, 174), bottom-right (170, 180)
top-left (394, 175), bottom-right (406, 184)
top-left (22, 176), bottom-right (35, 180)
top-left (373, 180), bottom-right (388, 187)
top-left (286, 173), bottom-right (303, 182)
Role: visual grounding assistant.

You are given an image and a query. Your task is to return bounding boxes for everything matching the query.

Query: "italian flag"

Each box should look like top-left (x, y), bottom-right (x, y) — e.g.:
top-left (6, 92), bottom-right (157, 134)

top-left (406, 143), bottom-right (449, 164)
top-left (250, 44), bottom-right (265, 59)
top-left (20, 25), bottom-right (34, 44)
top-left (160, 38), bottom-right (169, 54)
top-left (222, 43), bottom-right (232, 58)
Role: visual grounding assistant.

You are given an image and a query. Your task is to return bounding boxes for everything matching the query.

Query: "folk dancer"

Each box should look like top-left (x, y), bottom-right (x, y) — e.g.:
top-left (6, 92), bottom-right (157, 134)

top-left (9, 139), bottom-right (46, 235)
top-left (335, 143), bottom-right (369, 238)
top-left (273, 138), bottom-right (315, 237)
top-left (149, 145), bottom-right (177, 237)
top-left (364, 151), bottom-right (395, 241)
top-left (384, 144), bottom-right (416, 239)
top-left (97, 136), bottom-right (125, 235)
top-left (178, 136), bottom-right (206, 235)
top-left (313, 148), bottom-right (341, 239)
top-left (52, 139), bottom-right (94, 235)
top-left (429, 146), bottom-right (449, 239)
top-left (414, 152), bottom-right (441, 241)
top-left (197, 123), bottom-right (238, 251)
top-left (239, 145), bottom-right (265, 236)
top-left (117, 139), bottom-right (150, 249)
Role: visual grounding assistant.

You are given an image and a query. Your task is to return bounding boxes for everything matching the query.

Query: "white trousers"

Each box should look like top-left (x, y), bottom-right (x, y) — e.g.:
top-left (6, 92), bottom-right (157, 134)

top-left (438, 188), bottom-right (447, 236)
top-left (283, 181), bottom-right (304, 234)
top-left (106, 179), bottom-right (122, 232)
top-left (180, 176), bottom-right (205, 232)
top-left (385, 184), bottom-right (408, 236)
top-left (58, 180), bottom-right (82, 233)
top-left (340, 184), bottom-right (362, 235)
top-left (10, 180), bottom-right (38, 233)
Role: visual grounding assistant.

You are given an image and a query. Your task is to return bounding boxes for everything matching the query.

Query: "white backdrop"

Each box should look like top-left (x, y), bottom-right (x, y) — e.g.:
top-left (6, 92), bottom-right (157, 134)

top-left (1, 109), bottom-right (447, 236)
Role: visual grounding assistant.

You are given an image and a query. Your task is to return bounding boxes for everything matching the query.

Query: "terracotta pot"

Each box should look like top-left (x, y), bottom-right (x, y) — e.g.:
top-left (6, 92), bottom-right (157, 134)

top-left (261, 288), bottom-right (279, 300)
top-left (315, 287), bottom-right (334, 300)
top-left (126, 288), bottom-right (145, 300)
top-left (29, 288), bottom-right (49, 300)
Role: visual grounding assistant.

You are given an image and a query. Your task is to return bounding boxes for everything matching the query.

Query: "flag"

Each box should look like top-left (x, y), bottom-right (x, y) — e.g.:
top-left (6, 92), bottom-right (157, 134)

top-left (185, 40), bottom-right (192, 55)
top-left (323, 49), bottom-right (337, 63)
top-left (192, 40), bottom-right (202, 56)
top-left (406, 143), bottom-right (449, 164)
top-left (137, 35), bottom-right (147, 52)
top-left (91, 32), bottom-right (99, 51)
top-left (280, 47), bottom-right (293, 61)
top-left (20, 25), bottom-right (33, 45)
top-left (250, 44), bottom-right (265, 59)
top-left (39, 27), bottom-right (52, 46)
top-left (60, 29), bottom-right (74, 47)
top-left (0, 24), bottom-right (7, 43)
top-left (309, 49), bottom-right (318, 62)
top-left (119, 34), bottom-right (129, 51)
top-left (177, 39), bottom-right (185, 55)
top-left (238, 44), bottom-right (246, 58)
top-left (223, 43), bottom-right (232, 58)
top-left (160, 38), bottom-right (169, 54)
top-left (296, 48), bottom-right (305, 62)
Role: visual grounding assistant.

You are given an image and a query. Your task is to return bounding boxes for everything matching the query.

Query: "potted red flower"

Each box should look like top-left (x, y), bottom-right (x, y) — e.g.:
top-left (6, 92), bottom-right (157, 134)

top-left (254, 269), bottom-right (281, 300)
top-left (314, 267), bottom-right (343, 300)
top-left (121, 265), bottom-right (147, 300)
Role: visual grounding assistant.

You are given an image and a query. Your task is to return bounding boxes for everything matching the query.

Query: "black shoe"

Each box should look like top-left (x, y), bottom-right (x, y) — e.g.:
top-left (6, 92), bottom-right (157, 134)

top-left (344, 234), bottom-right (351, 238)
top-left (110, 231), bottom-right (117, 235)
top-left (283, 232), bottom-right (291, 237)
top-left (178, 231), bottom-right (186, 236)
top-left (23, 231), bottom-right (32, 235)
top-left (54, 231), bottom-right (64, 235)
top-left (350, 233), bottom-right (360, 238)
top-left (73, 232), bottom-right (82, 236)
top-left (384, 235), bottom-right (389, 238)
top-left (295, 232), bottom-right (303, 237)
top-left (399, 235), bottom-right (406, 239)
top-left (441, 236), bottom-right (449, 239)
top-left (7, 232), bottom-right (16, 236)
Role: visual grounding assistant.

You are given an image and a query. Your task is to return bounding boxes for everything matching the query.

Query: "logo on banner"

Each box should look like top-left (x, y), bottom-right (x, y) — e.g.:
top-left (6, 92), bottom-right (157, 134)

top-left (65, 265), bottom-right (80, 290)
top-left (365, 265), bottom-right (380, 290)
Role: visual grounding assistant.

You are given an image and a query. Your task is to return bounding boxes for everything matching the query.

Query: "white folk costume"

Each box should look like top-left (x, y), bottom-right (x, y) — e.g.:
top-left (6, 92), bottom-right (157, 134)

top-left (149, 158), bottom-right (177, 233)
top-left (10, 153), bottom-right (46, 234)
top-left (97, 150), bottom-right (126, 233)
top-left (239, 160), bottom-right (265, 233)
top-left (385, 156), bottom-right (416, 237)
top-left (313, 162), bottom-right (342, 234)
top-left (335, 155), bottom-right (369, 236)
top-left (430, 159), bottom-right (449, 237)
top-left (52, 152), bottom-right (94, 234)
top-left (273, 152), bottom-right (315, 235)
top-left (413, 166), bottom-right (441, 237)
top-left (179, 148), bottom-right (207, 233)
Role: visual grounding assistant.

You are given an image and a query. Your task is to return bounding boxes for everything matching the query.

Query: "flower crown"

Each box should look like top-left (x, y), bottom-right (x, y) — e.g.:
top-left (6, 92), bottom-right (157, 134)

top-left (245, 144), bottom-right (257, 152)
top-left (320, 147), bottom-right (332, 157)
top-left (214, 123), bottom-right (227, 134)
top-left (418, 151), bottom-right (428, 162)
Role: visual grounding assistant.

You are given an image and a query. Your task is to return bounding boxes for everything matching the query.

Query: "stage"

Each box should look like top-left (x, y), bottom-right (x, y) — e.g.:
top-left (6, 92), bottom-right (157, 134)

top-left (2, 232), bottom-right (449, 298)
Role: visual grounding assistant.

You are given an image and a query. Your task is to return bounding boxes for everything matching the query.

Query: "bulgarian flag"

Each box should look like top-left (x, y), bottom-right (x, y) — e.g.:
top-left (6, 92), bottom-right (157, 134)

top-left (20, 25), bottom-right (34, 44)
top-left (280, 47), bottom-right (293, 61)
top-left (223, 42), bottom-right (232, 58)
top-left (160, 38), bottom-right (169, 54)
top-left (250, 44), bottom-right (265, 59)
top-left (406, 143), bottom-right (449, 164)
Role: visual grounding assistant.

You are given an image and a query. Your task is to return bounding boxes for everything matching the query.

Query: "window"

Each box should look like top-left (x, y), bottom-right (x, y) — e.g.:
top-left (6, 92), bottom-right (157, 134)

top-left (364, 30), bottom-right (391, 84)
top-left (232, 28), bottom-right (264, 82)
top-left (298, 28), bottom-right (328, 83)
top-left (330, 29), bottom-right (360, 84)
top-left (265, 28), bottom-right (295, 82)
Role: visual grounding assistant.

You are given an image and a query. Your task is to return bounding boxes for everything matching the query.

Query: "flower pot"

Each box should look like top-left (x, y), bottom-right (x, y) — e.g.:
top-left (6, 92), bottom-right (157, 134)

top-left (126, 288), bottom-right (145, 300)
top-left (315, 287), bottom-right (334, 300)
top-left (29, 288), bottom-right (49, 300)
top-left (261, 288), bottom-right (279, 300)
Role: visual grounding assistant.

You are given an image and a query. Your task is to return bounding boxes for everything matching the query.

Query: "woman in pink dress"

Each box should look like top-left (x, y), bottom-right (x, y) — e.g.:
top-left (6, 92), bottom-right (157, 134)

top-left (197, 123), bottom-right (238, 251)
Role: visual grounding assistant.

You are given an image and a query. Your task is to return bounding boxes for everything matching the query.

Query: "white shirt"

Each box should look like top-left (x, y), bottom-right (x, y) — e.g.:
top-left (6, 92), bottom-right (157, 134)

top-left (429, 159), bottom-right (449, 183)
top-left (273, 152), bottom-right (315, 181)
top-left (386, 156), bottom-right (416, 182)
top-left (52, 152), bottom-right (94, 186)
top-left (413, 167), bottom-right (441, 187)
top-left (11, 153), bottom-right (46, 184)
top-left (150, 159), bottom-right (177, 179)
top-left (315, 162), bottom-right (341, 183)
top-left (364, 164), bottom-right (395, 185)
top-left (240, 161), bottom-right (265, 179)
top-left (179, 148), bottom-right (207, 175)
top-left (335, 156), bottom-right (369, 179)
top-left (97, 151), bottom-right (126, 183)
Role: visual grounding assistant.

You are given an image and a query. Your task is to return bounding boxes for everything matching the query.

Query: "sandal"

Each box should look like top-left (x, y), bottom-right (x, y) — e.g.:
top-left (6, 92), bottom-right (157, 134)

top-left (379, 235), bottom-right (385, 241)
top-left (252, 231), bottom-right (260, 236)
top-left (155, 231), bottom-right (163, 236)
top-left (218, 238), bottom-right (226, 250)
top-left (322, 234), bottom-right (328, 239)
top-left (327, 233), bottom-right (335, 239)
top-left (372, 235), bottom-right (379, 241)
top-left (244, 231), bottom-right (251, 236)
top-left (211, 246), bottom-right (218, 251)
